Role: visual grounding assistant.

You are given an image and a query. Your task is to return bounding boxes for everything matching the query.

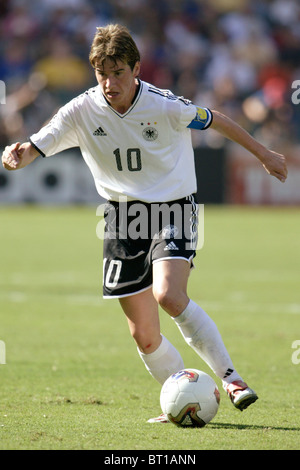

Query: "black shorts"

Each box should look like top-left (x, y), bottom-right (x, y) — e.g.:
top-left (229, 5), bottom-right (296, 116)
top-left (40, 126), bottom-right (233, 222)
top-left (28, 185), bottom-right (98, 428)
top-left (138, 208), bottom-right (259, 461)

top-left (102, 194), bottom-right (199, 298)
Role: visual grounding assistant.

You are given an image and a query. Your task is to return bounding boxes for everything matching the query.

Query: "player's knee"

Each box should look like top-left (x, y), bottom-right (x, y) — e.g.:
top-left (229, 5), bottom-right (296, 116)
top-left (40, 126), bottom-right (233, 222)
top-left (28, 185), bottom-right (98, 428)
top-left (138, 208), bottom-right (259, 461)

top-left (130, 327), bottom-right (159, 353)
top-left (153, 285), bottom-right (187, 317)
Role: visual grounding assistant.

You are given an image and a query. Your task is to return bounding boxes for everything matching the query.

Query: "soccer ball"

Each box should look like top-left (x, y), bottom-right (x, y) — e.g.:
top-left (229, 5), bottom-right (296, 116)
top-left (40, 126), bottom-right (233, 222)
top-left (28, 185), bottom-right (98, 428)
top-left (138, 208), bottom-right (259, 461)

top-left (160, 369), bottom-right (220, 427)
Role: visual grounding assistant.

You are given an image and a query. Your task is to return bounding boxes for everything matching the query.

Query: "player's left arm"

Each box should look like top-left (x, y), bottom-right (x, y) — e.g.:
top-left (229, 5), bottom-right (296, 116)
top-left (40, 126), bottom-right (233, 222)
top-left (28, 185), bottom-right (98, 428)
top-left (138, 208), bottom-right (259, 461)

top-left (210, 110), bottom-right (287, 183)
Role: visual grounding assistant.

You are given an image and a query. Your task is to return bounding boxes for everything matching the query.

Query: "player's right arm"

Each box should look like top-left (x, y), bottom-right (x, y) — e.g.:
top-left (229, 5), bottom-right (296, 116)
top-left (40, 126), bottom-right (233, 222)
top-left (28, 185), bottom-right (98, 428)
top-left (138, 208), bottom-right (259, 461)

top-left (2, 141), bottom-right (40, 171)
top-left (2, 96), bottom-right (79, 172)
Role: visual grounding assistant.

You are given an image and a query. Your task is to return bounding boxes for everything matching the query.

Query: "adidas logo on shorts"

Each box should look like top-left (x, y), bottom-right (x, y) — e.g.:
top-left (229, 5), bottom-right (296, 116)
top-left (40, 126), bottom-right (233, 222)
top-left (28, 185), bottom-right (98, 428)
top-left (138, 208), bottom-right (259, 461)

top-left (164, 241), bottom-right (179, 251)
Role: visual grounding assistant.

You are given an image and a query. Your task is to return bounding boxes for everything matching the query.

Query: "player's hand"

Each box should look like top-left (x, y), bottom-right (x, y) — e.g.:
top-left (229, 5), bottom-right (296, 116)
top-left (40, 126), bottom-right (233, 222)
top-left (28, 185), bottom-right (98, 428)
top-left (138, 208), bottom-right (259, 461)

top-left (2, 142), bottom-right (39, 170)
top-left (2, 142), bottom-right (25, 171)
top-left (259, 149), bottom-right (288, 183)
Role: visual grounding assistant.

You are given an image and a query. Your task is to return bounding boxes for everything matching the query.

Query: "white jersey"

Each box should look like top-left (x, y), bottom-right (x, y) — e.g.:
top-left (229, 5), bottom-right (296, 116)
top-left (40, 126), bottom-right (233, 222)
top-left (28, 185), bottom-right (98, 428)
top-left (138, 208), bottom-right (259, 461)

top-left (30, 80), bottom-right (212, 202)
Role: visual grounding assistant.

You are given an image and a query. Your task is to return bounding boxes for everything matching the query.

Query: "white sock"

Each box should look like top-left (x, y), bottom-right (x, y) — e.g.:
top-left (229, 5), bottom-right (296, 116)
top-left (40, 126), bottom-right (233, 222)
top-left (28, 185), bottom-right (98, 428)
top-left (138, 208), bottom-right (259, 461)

top-left (173, 300), bottom-right (242, 387)
top-left (137, 334), bottom-right (184, 385)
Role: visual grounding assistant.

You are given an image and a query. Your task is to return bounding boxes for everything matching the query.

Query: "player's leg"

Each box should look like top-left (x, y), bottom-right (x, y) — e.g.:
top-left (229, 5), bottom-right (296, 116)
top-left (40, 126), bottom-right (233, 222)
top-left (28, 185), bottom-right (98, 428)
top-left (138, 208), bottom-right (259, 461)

top-left (152, 259), bottom-right (258, 410)
top-left (119, 288), bottom-right (184, 385)
top-left (119, 287), bottom-right (161, 354)
top-left (152, 258), bottom-right (190, 316)
top-left (103, 199), bottom-right (184, 386)
top-left (152, 258), bottom-right (240, 384)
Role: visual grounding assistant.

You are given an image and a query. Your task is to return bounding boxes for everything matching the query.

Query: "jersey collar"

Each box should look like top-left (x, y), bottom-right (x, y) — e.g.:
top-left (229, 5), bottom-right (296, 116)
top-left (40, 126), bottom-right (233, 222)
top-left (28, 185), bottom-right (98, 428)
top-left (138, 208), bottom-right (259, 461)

top-left (101, 80), bottom-right (143, 118)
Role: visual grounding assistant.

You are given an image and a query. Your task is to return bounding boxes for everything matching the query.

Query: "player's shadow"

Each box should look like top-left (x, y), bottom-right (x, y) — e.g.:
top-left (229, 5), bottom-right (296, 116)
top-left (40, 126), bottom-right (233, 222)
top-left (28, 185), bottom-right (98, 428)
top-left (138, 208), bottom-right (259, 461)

top-left (209, 422), bottom-right (300, 432)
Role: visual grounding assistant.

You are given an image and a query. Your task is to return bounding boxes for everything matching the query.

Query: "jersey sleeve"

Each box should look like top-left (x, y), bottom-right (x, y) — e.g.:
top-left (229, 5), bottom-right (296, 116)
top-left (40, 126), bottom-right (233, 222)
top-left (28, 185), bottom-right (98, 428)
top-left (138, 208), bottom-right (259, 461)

top-left (166, 96), bottom-right (212, 132)
top-left (187, 106), bottom-right (213, 130)
top-left (30, 102), bottom-right (79, 157)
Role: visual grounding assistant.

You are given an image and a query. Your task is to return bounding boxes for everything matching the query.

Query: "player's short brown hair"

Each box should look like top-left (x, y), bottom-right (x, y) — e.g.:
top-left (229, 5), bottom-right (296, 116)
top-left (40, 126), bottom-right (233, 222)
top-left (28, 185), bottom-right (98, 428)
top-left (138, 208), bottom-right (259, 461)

top-left (89, 24), bottom-right (140, 70)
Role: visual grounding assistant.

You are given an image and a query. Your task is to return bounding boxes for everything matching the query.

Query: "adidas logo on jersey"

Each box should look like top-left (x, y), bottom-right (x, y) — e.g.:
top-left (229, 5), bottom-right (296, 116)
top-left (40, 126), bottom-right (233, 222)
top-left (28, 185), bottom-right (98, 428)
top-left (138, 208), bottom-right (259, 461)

top-left (164, 241), bottom-right (179, 251)
top-left (93, 126), bottom-right (107, 136)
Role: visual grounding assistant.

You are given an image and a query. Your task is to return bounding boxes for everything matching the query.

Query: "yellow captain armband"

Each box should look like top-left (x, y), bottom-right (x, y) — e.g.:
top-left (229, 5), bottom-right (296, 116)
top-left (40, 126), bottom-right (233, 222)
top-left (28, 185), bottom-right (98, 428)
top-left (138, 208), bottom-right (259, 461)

top-left (187, 107), bottom-right (213, 130)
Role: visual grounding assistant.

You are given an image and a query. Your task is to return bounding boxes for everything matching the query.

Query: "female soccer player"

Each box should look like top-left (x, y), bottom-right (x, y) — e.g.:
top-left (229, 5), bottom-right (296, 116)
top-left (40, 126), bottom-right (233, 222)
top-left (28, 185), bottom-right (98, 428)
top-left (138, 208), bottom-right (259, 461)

top-left (2, 24), bottom-right (287, 422)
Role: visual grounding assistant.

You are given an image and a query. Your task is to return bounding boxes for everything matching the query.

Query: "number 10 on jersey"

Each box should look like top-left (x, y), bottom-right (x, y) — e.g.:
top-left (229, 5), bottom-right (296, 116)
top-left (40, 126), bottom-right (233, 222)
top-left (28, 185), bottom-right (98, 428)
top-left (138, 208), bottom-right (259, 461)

top-left (113, 148), bottom-right (142, 172)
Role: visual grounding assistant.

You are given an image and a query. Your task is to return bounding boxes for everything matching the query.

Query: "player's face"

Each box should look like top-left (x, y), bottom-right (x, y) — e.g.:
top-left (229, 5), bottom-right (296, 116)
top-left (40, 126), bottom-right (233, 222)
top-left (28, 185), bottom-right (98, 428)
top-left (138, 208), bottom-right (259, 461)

top-left (95, 58), bottom-right (140, 114)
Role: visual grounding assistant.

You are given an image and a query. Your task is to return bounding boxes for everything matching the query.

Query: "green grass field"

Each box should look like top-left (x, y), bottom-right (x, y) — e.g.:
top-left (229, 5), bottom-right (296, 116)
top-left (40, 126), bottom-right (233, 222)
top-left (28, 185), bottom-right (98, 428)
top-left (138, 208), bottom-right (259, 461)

top-left (0, 205), bottom-right (299, 450)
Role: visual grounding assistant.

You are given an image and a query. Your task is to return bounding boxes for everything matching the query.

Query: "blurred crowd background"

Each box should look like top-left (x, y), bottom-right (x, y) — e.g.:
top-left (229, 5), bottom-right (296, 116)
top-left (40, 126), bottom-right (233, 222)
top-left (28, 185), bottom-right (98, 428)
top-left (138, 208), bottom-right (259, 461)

top-left (1, 0), bottom-right (300, 150)
top-left (0, 0), bottom-right (300, 205)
